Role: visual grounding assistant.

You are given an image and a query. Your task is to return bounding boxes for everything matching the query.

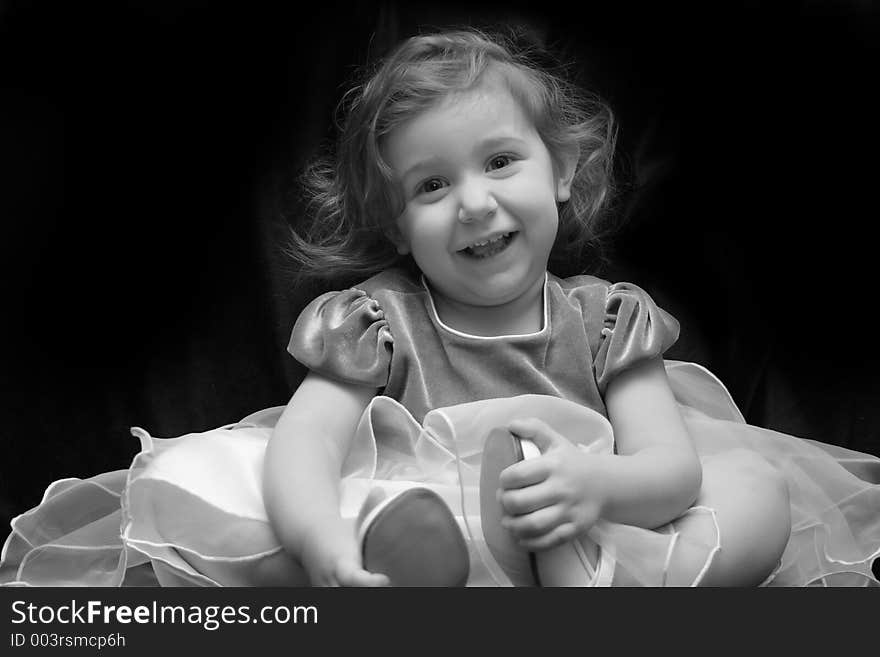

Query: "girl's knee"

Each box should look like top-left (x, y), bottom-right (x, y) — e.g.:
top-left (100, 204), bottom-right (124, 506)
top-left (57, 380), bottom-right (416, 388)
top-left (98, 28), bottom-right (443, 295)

top-left (710, 448), bottom-right (789, 508)
top-left (702, 449), bottom-right (792, 583)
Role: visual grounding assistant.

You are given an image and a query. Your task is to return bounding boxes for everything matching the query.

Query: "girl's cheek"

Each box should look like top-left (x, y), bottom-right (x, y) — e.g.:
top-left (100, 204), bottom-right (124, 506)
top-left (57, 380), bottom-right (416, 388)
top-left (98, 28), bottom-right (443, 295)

top-left (500, 173), bottom-right (551, 201)
top-left (500, 186), bottom-right (554, 216)
top-left (410, 207), bottom-right (452, 243)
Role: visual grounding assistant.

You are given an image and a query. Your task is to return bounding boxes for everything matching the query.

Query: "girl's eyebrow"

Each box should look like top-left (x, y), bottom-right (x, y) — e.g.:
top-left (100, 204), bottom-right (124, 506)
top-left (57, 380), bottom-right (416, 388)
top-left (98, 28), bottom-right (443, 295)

top-left (401, 136), bottom-right (529, 180)
top-left (479, 135), bottom-right (529, 151)
top-left (401, 156), bottom-right (445, 181)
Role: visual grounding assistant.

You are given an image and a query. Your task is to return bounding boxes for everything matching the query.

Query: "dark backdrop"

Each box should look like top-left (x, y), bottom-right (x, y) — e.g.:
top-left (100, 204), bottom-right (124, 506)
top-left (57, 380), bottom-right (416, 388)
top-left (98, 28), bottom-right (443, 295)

top-left (1, 0), bottom-right (878, 533)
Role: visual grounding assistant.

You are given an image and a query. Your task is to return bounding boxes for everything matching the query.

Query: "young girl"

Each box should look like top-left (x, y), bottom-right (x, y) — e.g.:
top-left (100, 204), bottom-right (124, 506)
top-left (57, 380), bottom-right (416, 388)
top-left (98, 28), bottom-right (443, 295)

top-left (3, 28), bottom-right (878, 588)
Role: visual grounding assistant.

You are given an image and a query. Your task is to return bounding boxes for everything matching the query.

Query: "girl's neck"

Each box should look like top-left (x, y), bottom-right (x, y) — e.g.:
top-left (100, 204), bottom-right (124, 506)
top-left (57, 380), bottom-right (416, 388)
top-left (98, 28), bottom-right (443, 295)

top-left (424, 274), bottom-right (547, 338)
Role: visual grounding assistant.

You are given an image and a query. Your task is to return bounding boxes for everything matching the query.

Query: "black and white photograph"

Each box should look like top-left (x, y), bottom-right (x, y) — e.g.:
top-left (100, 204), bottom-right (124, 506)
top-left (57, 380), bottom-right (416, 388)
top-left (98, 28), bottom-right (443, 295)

top-left (1, 0), bottom-right (878, 608)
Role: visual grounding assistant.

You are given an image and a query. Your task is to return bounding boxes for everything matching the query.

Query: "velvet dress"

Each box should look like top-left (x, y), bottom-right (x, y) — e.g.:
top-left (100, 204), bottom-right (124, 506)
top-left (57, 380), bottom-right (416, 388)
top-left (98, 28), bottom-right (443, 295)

top-left (2, 269), bottom-right (878, 586)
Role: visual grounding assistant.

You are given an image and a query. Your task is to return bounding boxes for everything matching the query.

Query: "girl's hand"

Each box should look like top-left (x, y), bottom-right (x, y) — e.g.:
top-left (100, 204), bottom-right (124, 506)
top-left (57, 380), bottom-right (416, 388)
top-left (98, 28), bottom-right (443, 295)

top-left (300, 522), bottom-right (390, 587)
top-left (498, 418), bottom-right (608, 551)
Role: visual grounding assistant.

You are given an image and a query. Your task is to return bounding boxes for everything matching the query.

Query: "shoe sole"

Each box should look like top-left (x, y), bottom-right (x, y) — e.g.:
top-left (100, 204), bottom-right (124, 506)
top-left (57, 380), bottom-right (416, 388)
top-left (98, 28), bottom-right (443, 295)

top-left (480, 429), bottom-right (541, 586)
top-left (359, 487), bottom-right (469, 587)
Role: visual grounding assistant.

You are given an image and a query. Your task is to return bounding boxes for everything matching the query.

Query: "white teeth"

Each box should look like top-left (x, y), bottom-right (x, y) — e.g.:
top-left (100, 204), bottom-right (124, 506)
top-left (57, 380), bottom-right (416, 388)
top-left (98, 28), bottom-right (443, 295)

top-left (468, 232), bottom-right (509, 249)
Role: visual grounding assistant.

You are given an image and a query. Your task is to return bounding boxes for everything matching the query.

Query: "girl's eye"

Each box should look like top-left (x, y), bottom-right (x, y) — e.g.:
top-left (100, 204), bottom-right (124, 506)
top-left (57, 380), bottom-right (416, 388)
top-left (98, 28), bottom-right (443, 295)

top-left (487, 154), bottom-right (514, 171)
top-left (418, 178), bottom-right (447, 195)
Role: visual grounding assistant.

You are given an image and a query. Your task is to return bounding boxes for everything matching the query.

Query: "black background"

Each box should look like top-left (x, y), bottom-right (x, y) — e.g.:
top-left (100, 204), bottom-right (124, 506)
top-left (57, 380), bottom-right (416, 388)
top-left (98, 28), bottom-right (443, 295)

top-left (1, 0), bottom-right (878, 532)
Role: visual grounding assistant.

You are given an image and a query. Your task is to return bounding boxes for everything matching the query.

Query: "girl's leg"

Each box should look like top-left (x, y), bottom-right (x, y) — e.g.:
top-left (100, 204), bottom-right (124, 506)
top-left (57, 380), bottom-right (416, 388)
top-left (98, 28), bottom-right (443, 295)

top-left (672, 449), bottom-right (791, 586)
top-left (614, 449), bottom-right (791, 586)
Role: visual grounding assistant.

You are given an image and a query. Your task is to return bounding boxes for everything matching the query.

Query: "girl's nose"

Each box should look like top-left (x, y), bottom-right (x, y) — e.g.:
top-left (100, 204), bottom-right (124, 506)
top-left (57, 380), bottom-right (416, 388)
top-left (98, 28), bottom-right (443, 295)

top-left (457, 187), bottom-right (498, 223)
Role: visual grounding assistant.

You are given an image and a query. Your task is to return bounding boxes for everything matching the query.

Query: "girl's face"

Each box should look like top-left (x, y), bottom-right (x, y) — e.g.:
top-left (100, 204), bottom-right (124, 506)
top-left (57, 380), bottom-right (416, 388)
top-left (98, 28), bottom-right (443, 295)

top-left (384, 83), bottom-right (574, 317)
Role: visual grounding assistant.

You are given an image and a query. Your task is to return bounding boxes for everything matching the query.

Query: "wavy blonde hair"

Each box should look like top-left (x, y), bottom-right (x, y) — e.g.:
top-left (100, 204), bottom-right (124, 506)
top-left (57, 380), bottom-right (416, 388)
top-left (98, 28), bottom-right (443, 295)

top-left (290, 27), bottom-right (617, 281)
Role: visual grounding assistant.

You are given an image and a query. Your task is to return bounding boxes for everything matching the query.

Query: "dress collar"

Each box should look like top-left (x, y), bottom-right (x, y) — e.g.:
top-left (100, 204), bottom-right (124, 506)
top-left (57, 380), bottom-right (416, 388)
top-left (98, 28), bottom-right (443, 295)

top-left (419, 272), bottom-right (550, 340)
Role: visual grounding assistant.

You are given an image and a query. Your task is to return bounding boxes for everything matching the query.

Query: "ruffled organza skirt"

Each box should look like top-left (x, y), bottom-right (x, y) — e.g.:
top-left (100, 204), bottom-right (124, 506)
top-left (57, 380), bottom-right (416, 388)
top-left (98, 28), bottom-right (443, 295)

top-left (2, 361), bottom-right (878, 587)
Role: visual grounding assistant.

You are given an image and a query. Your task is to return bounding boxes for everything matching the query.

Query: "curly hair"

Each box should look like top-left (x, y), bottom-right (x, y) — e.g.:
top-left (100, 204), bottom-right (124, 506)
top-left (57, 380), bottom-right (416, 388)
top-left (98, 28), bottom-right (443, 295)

top-left (290, 27), bottom-right (617, 282)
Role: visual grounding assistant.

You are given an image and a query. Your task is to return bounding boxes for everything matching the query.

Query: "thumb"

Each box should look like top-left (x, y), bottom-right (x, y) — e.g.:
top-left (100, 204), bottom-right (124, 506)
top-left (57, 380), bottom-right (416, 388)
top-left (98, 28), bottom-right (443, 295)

top-left (507, 417), bottom-right (567, 454)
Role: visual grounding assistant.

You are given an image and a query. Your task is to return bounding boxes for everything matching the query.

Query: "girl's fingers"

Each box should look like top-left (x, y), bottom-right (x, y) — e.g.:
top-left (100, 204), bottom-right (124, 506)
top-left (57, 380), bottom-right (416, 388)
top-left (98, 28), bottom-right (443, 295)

top-left (498, 456), bottom-right (550, 489)
top-left (356, 571), bottom-right (391, 587)
top-left (502, 504), bottom-right (566, 539)
top-left (498, 481), bottom-right (558, 515)
top-left (517, 522), bottom-right (579, 552)
top-left (340, 568), bottom-right (390, 587)
top-left (507, 418), bottom-right (567, 453)
top-left (335, 559), bottom-right (390, 587)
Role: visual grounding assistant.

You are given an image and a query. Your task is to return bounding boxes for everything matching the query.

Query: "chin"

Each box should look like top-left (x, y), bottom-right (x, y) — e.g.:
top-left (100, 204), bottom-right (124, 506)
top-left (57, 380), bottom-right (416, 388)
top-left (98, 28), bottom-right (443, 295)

top-left (467, 276), bottom-right (541, 306)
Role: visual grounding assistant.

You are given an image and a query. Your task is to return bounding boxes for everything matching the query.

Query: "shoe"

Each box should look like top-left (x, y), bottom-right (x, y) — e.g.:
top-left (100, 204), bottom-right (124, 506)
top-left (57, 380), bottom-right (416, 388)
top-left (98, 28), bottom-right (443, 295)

top-left (357, 487), bottom-right (469, 587)
top-left (480, 428), bottom-right (540, 586)
top-left (480, 428), bottom-right (608, 587)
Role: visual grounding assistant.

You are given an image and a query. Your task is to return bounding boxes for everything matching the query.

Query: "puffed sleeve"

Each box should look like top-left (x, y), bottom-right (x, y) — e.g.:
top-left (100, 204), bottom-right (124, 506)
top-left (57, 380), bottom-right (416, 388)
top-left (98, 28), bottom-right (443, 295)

top-left (593, 282), bottom-right (680, 395)
top-left (287, 289), bottom-right (393, 388)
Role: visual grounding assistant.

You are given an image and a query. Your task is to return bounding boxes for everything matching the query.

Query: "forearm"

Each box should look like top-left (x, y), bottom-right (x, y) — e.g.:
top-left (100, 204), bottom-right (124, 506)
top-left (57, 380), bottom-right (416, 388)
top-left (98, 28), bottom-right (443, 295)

top-left (595, 445), bottom-right (702, 529)
top-left (600, 357), bottom-right (702, 529)
top-left (261, 373), bottom-right (375, 561)
top-left (263, 422), bottom-right (349, 559)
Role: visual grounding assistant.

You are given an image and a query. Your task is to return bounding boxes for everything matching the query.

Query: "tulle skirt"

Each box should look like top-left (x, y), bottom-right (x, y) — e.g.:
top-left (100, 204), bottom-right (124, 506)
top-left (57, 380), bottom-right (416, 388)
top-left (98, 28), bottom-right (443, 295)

top-left (2, 361), bottom-right (878, 587)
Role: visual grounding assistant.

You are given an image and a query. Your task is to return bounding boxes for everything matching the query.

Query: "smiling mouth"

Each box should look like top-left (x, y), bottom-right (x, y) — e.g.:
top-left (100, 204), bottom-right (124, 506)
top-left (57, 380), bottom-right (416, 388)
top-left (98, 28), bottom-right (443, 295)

top-left (458, 232), bottom-right (517, 259)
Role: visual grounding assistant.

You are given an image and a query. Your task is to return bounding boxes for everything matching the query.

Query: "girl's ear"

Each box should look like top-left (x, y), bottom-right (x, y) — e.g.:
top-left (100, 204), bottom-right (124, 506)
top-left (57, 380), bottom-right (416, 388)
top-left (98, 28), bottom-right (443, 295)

top-left (555, 145), bottom-right (580, 203)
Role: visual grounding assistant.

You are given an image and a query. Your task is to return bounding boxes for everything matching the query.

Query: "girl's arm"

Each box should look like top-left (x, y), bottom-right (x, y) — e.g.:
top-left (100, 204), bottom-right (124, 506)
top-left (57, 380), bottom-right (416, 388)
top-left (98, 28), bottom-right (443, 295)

top-left (263, 371), bottom-right (387, 586)
top-left (500, 357), bottom-right (701, 548)
top-left (594, 356), bottom-right (702, 527)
